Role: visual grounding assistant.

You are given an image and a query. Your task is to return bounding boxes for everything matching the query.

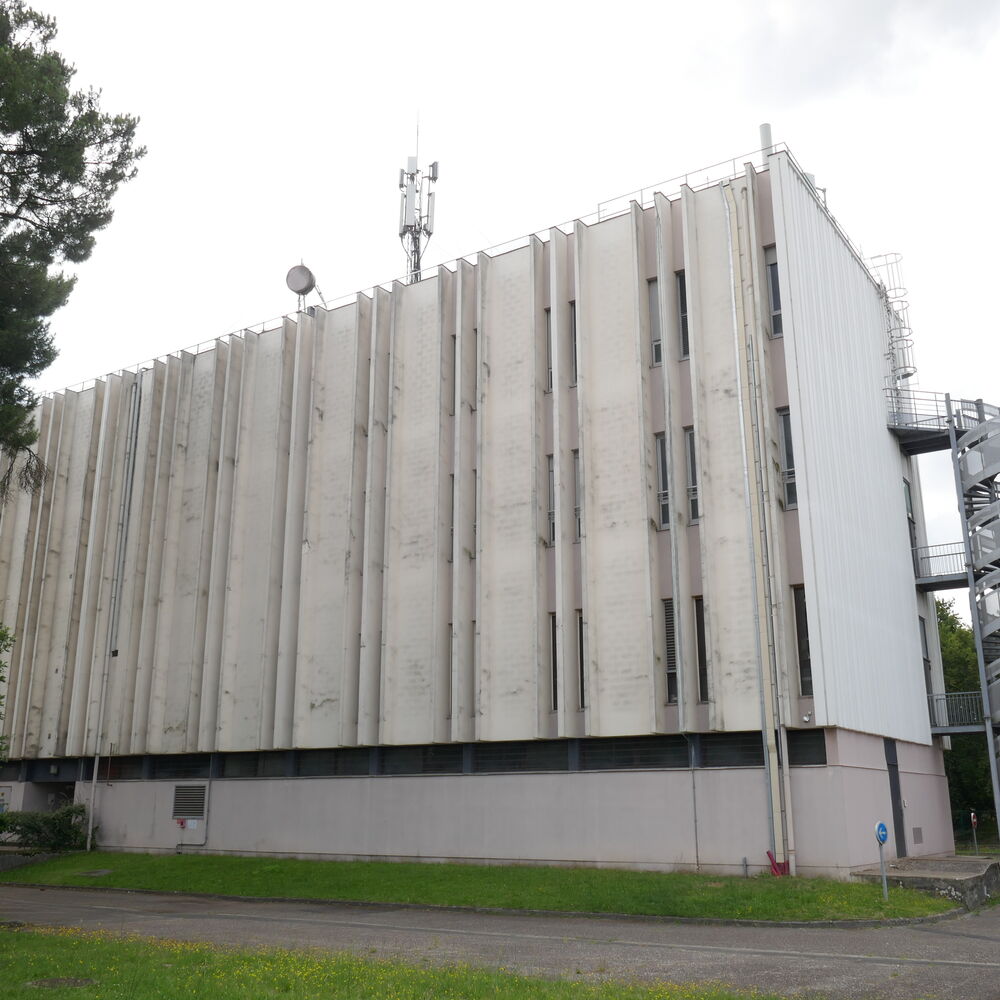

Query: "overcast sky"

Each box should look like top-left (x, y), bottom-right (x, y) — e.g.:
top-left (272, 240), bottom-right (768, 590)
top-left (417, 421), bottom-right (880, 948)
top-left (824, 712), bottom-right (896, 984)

top-left (27, 0), bottom-right (1000, 596)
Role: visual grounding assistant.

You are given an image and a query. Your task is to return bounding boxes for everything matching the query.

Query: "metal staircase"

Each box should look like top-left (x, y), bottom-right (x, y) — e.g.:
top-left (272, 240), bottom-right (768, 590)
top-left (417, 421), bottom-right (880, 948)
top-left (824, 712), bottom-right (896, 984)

top-left (886, 389), bottom-right (1000, 824)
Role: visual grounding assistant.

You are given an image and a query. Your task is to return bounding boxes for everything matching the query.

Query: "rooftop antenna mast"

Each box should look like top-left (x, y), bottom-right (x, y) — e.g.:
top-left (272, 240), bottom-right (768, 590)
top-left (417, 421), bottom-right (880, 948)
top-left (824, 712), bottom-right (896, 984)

top-left (398, 150), bottom-right (438, 284)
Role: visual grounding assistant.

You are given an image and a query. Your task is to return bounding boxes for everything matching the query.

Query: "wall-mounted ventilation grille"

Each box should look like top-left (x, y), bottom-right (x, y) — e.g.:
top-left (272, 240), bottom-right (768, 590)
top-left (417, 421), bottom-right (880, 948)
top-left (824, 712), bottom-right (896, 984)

top-left (786, 729), bottom-right (827, 765)
top-left (172, 784), bottom-right (206, 819)
top-left (153, 755), bottom-right (210, 780)
top-left (581, 736), bottom-right (688, 770)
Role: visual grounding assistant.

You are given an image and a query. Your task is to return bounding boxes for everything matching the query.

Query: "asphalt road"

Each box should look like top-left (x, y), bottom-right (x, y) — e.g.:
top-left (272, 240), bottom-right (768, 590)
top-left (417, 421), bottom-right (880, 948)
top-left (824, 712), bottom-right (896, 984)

top-left (3, 886), bottom-right (1000, 1000)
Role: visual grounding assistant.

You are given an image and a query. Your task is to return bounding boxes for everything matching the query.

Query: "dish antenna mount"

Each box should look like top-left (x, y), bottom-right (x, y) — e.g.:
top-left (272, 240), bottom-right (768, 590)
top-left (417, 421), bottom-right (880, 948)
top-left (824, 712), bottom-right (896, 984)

top-left (399, 156), bottom-right (438, 284)
top-left (285, 263), bottom-right (327, 312)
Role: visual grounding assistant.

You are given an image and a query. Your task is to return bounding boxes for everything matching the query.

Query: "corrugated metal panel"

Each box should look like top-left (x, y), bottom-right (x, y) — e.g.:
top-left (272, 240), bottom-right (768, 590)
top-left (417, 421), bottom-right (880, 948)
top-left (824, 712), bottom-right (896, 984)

top-left (771, 152), bottom-right (930, 744)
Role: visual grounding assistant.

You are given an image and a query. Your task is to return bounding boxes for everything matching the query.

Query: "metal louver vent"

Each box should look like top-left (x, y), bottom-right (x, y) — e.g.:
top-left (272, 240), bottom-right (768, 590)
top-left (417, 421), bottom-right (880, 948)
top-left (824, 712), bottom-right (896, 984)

top-left (172, 784), bottom-right (206, 819)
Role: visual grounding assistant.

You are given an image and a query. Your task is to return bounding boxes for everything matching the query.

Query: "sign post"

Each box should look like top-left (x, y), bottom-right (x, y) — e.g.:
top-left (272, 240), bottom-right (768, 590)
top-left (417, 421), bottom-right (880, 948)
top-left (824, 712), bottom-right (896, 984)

top-left (875, 821), bottom-right (889, 902)
top-left (971, 811), bottom-right (978, 856)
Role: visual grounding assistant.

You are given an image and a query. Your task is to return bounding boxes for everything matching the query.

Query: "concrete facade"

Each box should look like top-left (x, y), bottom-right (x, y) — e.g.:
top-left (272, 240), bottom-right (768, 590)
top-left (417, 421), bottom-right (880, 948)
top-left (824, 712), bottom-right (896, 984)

top-left (0, 149), bottom-right (952, 876)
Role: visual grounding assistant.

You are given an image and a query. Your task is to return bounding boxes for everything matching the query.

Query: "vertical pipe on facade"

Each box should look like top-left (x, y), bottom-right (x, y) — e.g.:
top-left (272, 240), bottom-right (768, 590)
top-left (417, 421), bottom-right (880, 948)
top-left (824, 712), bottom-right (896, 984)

top-left (947, 396), bottom-right (1000, 826)
top-left (722, 180), bottom-right (794, 872)
top-left (86, 378), bottom-right (141, 851)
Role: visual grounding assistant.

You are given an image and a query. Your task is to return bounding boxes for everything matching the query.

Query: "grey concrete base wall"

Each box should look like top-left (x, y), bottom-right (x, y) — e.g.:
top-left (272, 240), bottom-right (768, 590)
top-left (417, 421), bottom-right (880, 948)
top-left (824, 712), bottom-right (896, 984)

top-left (88, 768), bottom-right (776, 875)
top-left (791, 730), bottom-right (953, 873)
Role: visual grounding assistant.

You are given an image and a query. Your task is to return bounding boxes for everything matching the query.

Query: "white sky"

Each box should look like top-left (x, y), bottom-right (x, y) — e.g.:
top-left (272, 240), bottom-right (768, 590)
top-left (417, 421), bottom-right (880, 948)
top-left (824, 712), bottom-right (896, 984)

top-left (27, 0), bottom-right (1000, 609)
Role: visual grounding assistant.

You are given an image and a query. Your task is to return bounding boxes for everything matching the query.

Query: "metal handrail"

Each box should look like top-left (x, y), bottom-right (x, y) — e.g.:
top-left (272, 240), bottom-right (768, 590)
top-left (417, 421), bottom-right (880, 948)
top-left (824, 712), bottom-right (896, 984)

top-left (914, 542), bottom-right (966, 578)
top-left (928, 691), bottom-right (984, 728)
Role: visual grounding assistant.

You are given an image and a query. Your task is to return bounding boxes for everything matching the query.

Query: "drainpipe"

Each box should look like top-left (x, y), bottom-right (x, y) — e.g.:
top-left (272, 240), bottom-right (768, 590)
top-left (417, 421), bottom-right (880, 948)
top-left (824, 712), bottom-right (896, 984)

top-left (723, 180), bottom-right (796, 874)
top-left (86, 378), bottom-right (142, 851)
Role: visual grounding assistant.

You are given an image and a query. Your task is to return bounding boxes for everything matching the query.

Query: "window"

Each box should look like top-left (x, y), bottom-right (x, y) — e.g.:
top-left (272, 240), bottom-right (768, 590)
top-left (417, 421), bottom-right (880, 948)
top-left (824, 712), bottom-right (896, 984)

top-left (685, 427), bottom-right (700, 521)
top-left (577, 610), bottom-right (586, 709)
top-left (778, 409), bottom-right (797, 509)
top-left (694, 597), bottom-right (709, 702)
top-left (544, 308), bottom-right (553, 391)
top-left (919, 616), bottom-right (932, 695)
top-left (546, 454), bottom-right (555, 545)
top-left (904, 479), bottom-right (917, 553)
top-left (569, 301), bottom-right (578, 385)
top-left (648, 279), bottom-right (662, 365)
top-left (663, 598), bottom-right (678, 703)
top-left (573, 449), bottom-right (582, 540)
top-left (550, 613), bottom-right (558, 710)
top-left (793, 585), bottom-right (812, 697)
top-left (655, 432), bottom-right (669, 528)
top-left (676, 271), bottom-right (689, 358)
top-left (765, 246), bottom-right (782, 336)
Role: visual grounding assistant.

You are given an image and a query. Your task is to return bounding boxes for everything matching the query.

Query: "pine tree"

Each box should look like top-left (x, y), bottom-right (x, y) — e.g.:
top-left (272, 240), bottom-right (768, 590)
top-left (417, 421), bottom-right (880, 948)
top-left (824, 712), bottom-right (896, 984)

top-left (0, 1), bottom-right (144, 497)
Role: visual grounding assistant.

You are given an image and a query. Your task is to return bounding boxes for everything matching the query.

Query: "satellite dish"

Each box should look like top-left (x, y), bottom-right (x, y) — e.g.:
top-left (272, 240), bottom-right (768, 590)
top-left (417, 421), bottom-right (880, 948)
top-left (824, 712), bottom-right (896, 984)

top-left (286, 264), bottom-right (316, 296)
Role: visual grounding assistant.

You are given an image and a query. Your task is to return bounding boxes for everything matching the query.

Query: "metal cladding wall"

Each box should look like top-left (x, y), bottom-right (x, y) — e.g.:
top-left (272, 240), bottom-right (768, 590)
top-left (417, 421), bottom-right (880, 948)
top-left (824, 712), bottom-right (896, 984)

top-left (0, 156), bottom-right (940, 760)
top-left (770, 153), bottom-right (933, 744)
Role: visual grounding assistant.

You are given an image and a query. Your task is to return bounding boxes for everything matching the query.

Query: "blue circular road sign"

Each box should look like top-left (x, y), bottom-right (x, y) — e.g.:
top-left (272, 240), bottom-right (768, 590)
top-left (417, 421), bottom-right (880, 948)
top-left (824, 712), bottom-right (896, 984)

top-left (875, 822), bottom-right (888, 844)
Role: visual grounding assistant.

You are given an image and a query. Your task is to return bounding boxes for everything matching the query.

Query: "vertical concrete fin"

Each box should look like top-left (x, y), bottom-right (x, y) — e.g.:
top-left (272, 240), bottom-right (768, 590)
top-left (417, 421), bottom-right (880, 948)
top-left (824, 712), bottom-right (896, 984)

top-left (198, 338), bottom-right (244, 750)
top-left (275, 312), bottom-right (315, 748)
top-left (549, 227), bottom-right (581, 735)
top-left (575, 211), bottom-right (659, 736)
top-left (358, 287), bottom-right (392, 745)
top-left (476, 244), bottom-right (542, 741)
top-left (449, 259), bottom-right (478, 741)
top-left (379, 275), bottom-right (446, 744)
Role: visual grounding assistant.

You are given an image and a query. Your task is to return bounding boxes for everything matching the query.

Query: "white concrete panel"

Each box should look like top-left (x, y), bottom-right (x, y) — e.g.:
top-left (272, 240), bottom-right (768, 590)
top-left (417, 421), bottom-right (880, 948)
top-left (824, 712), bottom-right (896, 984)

top-left (684, 183), bottom-right (762, 732)
top-left (380, 274), bottom-right (451, 744)
top-left (358, 289), bottom-right (392, 745)
top-left (292, 299), bottom-right (371, 748)
top-left (216, 323), bottom-right (296, 751)
top-left (549, 228), bottom-right (583, 734)
top-left (198, 340), bottom-right (244, 750)
top-left (449, 261), bottom-right (478, 741)
top-left (144, 350), bottom-right (228, 754)
top-left (475, 244), bottom-right (544, 740)
top-left (771, 151), bottom-right (930, 744)
top-left (575, 211), bottom-right (659, 736)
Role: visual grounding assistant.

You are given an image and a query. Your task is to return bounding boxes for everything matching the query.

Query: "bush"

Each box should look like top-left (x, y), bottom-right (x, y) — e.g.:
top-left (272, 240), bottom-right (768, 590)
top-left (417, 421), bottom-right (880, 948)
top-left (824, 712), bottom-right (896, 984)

top-left (0, 804), bottom-right (89, 852)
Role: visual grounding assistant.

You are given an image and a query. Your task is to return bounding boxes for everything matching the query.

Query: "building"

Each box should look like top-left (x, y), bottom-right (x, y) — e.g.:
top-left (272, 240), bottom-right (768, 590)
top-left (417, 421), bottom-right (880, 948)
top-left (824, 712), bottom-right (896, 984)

top-left (1, 142), bottom-right (995, 877)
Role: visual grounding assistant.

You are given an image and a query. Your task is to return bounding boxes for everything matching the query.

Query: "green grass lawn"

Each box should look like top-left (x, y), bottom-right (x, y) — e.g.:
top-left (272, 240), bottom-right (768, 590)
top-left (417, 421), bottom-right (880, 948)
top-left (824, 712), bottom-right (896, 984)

top-left (0, 926), bottom-right (782, 1000)
top-left (0, 851), bottom-right (956, 921)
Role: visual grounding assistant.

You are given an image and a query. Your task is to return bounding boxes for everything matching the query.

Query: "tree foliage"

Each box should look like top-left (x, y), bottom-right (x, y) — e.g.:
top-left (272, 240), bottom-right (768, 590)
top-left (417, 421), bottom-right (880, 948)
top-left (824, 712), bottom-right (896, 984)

top-left (937, 598), bottom-right (995, 828)
top-left (0, 1), bottom-right (144, 494)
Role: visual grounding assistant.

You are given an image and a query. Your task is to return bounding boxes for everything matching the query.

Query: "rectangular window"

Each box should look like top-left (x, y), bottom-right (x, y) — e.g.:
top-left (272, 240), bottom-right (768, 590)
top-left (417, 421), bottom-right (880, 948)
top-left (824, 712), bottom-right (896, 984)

top-left (550, 612), bottom-right (558, 710)
top-left (685, 427), bottom-right (700, 522)
top-left (648, 279), bottom-right (662, 365)
top-left (778, 409), bottom-right (797, 509)
top-left (655, 432), bottom-right (669, 528)
top-left (663, 598), bottom-right (678, 704)
top-left (676, 271), bottom-right (689, 358)
top-left (569, 301), bottom-right (578, 386)
top-left (793, 585), bottom-right (812, 697)
top-left (546, 454), bottom-right (555, 545)
top-left (544, 308), bottom-right (553, 391)
top-left (919, 615), bottom-right (932, 695)
top-left (573, 449), bottom-right (582, 540)
top-left (694, 596), bottom-right (709, 702)
top-left (765, 246), bottom-right (782, 336)
top-left (577, 610), bottom-right (586, 709)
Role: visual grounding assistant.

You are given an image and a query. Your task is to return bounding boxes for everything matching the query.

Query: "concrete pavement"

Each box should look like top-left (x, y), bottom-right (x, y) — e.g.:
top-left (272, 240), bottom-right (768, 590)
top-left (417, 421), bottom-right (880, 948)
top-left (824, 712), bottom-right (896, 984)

top-left (3, 885), bottom-right (1000, 999)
